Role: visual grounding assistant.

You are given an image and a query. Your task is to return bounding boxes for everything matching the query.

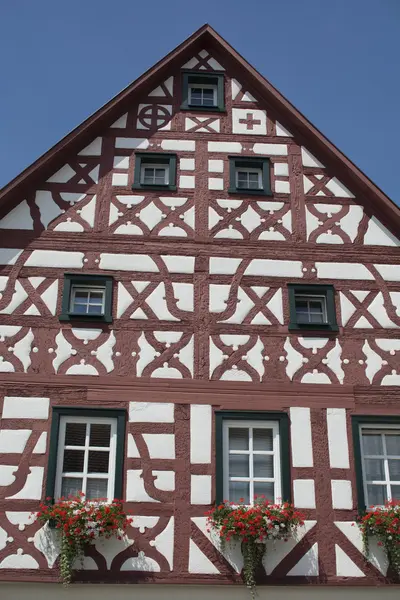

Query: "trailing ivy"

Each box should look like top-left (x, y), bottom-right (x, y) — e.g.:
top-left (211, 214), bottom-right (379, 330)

top-left (358, 501), bottom-right (400, 577)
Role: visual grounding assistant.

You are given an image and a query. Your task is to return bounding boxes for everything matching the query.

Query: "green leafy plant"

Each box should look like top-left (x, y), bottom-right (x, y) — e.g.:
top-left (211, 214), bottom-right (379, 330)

top-left (358, 500), bottom-right (400, 576)
top-left (33, 493), bottom-right (132, 586)
top-left (206, 497), bottom-right (305, 595)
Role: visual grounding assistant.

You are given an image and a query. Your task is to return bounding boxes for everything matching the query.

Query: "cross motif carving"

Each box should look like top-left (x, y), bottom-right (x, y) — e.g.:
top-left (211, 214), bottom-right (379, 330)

top-left (239, 112), bottom-right (261, 130)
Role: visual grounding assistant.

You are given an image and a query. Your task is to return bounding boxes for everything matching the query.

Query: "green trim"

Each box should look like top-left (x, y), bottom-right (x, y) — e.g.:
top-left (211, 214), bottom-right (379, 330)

top-left (352, 415), bottom-right (400, 514)
top-left (59, 274), bottom-right (113, 323)
top-left (181, 71), bottom-right (225, 113)
top-left (132, 152), bottom-right (177, 191)
top-left (287, 283), bottom-right (338, 332)
top-left (215, 411), bottom-right (291, 505)
top-left (45, 407), bottom-right (127, 502)
top-left (228, 156), bottom-right (272, 196)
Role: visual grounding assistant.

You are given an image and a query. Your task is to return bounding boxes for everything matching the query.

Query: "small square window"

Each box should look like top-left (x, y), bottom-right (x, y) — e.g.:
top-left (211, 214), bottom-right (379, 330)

top-left (60, 274), bottom-right (113, 323)
top-left (352, 416), bottom-right (400, 511)
top-left (216, 411), bottom-right (291, 505)
top-left (133, 153), bottom-right (176, 191)
top-left (288, 284), bottom-right (338, 332)
top-left (229, 157), bottom-right (272, 196)
top-left (46, 408), bottom-right (126, 502)
top-left (181, 72), bottom-right (225, 112)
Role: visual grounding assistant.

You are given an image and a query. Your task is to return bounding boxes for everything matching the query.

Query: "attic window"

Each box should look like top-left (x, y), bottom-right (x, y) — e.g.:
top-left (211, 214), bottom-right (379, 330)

top-left (229, 156), bottom-right (272, 196)
top-left (60, 274), bottom-right (113, 323)
top-left (181, 72), bottom-right (225, 112)
top-left (288, 284), bottom-right (338, 332)
top-left (132, 153), bottom-right (177, 191)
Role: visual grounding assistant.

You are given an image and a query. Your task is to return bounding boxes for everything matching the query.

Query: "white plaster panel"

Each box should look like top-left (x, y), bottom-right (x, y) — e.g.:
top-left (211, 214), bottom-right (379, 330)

top-left (208, 177), bottom-right (224, 190)
top-left (0, 200), bottom-right (33, 229)
top-left (315, 262), bottom-right (374, 280)
top-left (232, 108), bottom-right (266, 135)
top-left (161, 255), bottom-right (195, 273)
top-left (126, 470), bottom-right (159, 502)
top-left (129, 401), bottom-right (174, 423)
top-left (331, 480), bottom-right (352, 509)
top-left (7, 466), bottom-right (44, 499)
top-left (325, 177), bottom-right (355, 198)
top-left (0, 430), bottom-right (31, 453)
top-left (301, 147), bottom-right (325, 168)
top-left (191, 475), bottom-right (211, 504)
top-left (24, 250), bottom-right (84, 268)
top-left (0, 249), bottom-right (22, 265)
top-left (364, 216), bottom-right (400, 246)
top-left (275, 122), bottom-right (293, 136)
top-left (113, 156), bottom-right (130, 169)
top-left (161, 140), bottom-right (195, 152)
top-left (275, 180), bottom-right (290, 194)
top-left (78, 137), bottom-right (102, 156)
top-left (208, 142), bottom-right (242, 153)
top-left (143, 434), bottom-right (175, 459)
top-left (2, 396), bottom-right (49, 419)
top-left (293, 480), bottom-right (316, 509)
top-left (335, 521), bottom-right (388, 575)
top-left (179, 158), bottom-right (195, 171)
top-left (374, 264), bottom-right (400, 281)
top-left (190, 404), bottom-right (212, 464)
top-left (153, 471), bottom-right (175, 491)
top-left (99, 253), bottom-right (158, 272)
top-left (287, 543), bottom-right (319, 576)
top-left (253, 143), bottom-right (288, 156)
top-left (208, 159), bottom-right (224, 173)
top-left (0, 552), bottom-right (39, 569)
top-left (189, 539), bottom-right (219, 574)
top-left (274, 163), bottom-right (289, 176)
top-left (112, 173), bottom-right (129, 186)
top-left (32, 432), bottom-right (47, 454)
top-left (115, 138), bottom-right (149, 149)
top-left (110, 114), bottom-right (127, 128)
top-left (47, 164), bottom-right (75, 183)
top-left (179, 175), bottom-right (195, 189)
top-left (327, 408), bottom-right (349, 468)
top-left (290, 407), bottom-right (313, 467)
top-left (335, 545), bottom-right (364, 577)
top-left (244, 259), bottom-right (303, 278)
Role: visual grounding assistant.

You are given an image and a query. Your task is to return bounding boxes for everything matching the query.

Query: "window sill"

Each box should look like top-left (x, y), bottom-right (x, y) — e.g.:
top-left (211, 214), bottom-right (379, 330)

top-left (288, 323), bottom-right (338, 333)
top-left (228, 187), bottom-right (273, 197)
top-left (131, 183), bottom-right (177, 192)
top-left (59, 314), bottom-right (113, 324)
top-left (180, 104), bottom-right (226, 113)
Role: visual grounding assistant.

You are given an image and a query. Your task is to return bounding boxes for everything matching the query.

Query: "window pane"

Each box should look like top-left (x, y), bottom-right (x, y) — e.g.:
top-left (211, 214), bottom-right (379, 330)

top-left (253, 454), bottom-right (273, 478)
top-left (248, 172), bottom-right (259, 183)
top-left (388, 460), bottom-right (400, 481)
top-left (386, 435), bottom-right (400, 456)
top-left (296, 311), bottom-right (310, 323)
top-left (61, 477), bottom-right (83, 499)
top-left (364, 458), bottom-right (385, 480)
top-left (362, 434), bottom-right (383, 455)
top-left (88, 450), bottom-right (110, 474)
top-left (295, 300), bottom-right (308, 310)
top-left (253, 428), bottom-right (273, 451)
top-left (229, 481), bottom-right (249, 505)
top-left (90, 292), bottom-right (104, 300)
top-left (86, 478), bottom-right (108, 500)
top-left (367, 484), bottom-right (387, 505)
top-left (74, 290), bottom-right (89, 300)
top-left (248, 179), bottom-right (259, 189)
top-left (87, 304), bottom-right (103, 314)
top-left (310, 312), bottom-right (325, 324)
top-left (229, 454), bottom-right (249, 477)
top-left (65, 422), bottom-right (86, 446)
top-left (310, 301), bottom-right (323, 311)
top-left (203, 96), bottom-right (215, 106)
top-left (63, 449), bottom-right (85, 472)
top-left (229, 428), bottom-right (249, 450)
top-left (391, 485), bottom-right (400, 501)
top-left (90, 424), bottom-right (111, 447)
top-left (254, 482), bottom-right (274, 501)
top-left (72, 303), bottom-right (88, 314)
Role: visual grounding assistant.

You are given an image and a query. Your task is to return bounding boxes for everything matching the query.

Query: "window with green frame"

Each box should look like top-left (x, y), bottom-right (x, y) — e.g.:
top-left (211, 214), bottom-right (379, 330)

top-left (352, 415), bottom-right (400, 512)
top-left (181, 71), bottom-right (225, 112)
top-left (132, 153), bottom-right (177, 191)
top-left (288, 283), bottom-right (338, 332)
top-left (228, 156), bottom-right (272, 196)
top-left (45, 407), bottom-right (126, 503)
top-left (60, 274), bottom-right (113, 323)
top-left (215, 411), bottom-right (291, 505)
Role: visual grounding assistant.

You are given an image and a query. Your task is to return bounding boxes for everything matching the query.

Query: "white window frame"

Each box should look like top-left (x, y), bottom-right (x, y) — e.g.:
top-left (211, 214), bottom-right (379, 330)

top-left (223, 419), bottom-right (281, 505)
top-left (70, 285), bottom-right (106, 315)
top-left (54, 416), bottom-right (117, 502)
top-left (188, 83), bottom-right (217, 107)
top-left (360, 423), bottom-right (400, 506)
top-left (294, 294), bottom-right (327, 324)
top-left (235, 167), bottom-right (263, 190)
top-left (140, 163), bottom-right (169, 186)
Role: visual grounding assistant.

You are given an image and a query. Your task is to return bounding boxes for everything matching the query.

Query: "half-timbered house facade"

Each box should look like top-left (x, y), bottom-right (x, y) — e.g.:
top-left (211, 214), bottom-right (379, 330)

top-left (0, 24), bottom-right (399, 599)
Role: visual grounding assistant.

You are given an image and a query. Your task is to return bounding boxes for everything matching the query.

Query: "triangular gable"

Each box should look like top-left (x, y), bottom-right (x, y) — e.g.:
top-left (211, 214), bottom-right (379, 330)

top-left (0, 23), bottom-right (399, 240)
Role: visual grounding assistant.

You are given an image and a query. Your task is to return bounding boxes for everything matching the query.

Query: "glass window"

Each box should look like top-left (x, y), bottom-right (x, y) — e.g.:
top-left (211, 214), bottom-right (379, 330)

top-left (223, 420), bottom-right (281, 505)
top-left (140, 164), bottom-right (168, 186)
top-left (70, 286), bottom-right (105, 316)
top-left (236, 169), bottom-right (262, 190)
top-left (189, 84), bottom-right (217, 107)
top-left (55, 417), bottom-right (117, 501)
top-left (294, 294), bottom-right (327, 324)
top-left (361, 426), bottom-right (400, 506)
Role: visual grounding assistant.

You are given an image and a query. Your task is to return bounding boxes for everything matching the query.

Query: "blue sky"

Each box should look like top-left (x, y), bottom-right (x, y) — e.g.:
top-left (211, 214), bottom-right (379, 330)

top-left (0, 0), bottom-right (399, 204)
